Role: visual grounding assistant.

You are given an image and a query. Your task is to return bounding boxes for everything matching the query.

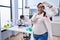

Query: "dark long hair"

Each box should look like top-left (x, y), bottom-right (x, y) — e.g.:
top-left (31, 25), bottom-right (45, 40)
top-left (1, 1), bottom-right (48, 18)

top-left (37, 3), bottom-right (52, 21)
top-left (37, 3), bottom-right (45, 9)
top-left (43, 11), bottom-right (46, 17)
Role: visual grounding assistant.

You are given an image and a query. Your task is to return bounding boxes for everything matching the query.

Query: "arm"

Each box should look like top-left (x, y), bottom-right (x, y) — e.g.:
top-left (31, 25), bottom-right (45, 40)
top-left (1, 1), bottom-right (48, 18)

top-left (43, 2), bottom-right (58, 17)
top-left (30, 14), bottom-right (38, 24)
top-left (47, 6), bottom-right (58, 17)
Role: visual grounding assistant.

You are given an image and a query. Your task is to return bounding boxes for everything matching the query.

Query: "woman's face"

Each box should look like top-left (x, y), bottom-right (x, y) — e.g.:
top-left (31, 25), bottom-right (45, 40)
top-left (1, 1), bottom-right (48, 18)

top-left (37, 6), bottom-right (43, 13)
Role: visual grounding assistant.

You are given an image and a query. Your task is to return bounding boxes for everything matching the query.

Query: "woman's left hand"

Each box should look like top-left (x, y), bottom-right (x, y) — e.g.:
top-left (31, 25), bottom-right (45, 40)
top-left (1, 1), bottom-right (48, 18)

top-left (42, 2), bottom-right (52, 8)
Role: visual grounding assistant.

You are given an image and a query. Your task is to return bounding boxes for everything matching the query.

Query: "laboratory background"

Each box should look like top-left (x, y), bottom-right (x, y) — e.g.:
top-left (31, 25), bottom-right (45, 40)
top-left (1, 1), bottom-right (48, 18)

top-left (0, 0), bottom-right (60, 40)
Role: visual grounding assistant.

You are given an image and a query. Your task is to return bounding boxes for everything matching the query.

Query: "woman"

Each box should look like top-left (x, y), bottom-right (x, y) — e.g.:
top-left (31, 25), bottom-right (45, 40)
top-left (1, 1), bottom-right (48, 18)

top-left (30, 2), bottom-right (58, 40)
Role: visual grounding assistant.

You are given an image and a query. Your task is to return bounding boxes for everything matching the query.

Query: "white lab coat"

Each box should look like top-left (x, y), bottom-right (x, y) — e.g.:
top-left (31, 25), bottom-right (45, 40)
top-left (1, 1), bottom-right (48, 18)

top-left (44, 6), bottom-right (58, 40)
top-left (30, 6), bottom-right (58, 40)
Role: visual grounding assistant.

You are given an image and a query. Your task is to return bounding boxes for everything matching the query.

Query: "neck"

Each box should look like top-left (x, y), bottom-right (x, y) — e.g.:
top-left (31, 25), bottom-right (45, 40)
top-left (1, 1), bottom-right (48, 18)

top-left (38, 12), bottom-right (43, 15)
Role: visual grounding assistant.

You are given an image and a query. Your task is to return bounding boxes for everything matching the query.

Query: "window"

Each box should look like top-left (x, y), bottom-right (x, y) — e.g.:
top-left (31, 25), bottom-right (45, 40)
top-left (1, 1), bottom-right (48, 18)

top-left (0, 0), bottom-right (10, 6)
top-left (0, 0), bottom-right (11, 28)
top-left (27, 0), bottom-right (59, 9)
top-left (18, 9), bottom-right (22, 19)
top-left (24, 8), bottom-right (30, 15)
top-left (18, 0), bottom-right (22, 8)
top-left (0, 7), bottom-right (10, 28)
top-left (18, 0), bottom-right (23, 19)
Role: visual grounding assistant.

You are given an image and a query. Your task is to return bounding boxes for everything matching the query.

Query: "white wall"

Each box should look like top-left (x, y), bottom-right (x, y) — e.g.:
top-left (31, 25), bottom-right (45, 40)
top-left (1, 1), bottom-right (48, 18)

top-left (51, 16), bottom-right (60, 36)
top-left (27, 0), bottom-right (59, 9)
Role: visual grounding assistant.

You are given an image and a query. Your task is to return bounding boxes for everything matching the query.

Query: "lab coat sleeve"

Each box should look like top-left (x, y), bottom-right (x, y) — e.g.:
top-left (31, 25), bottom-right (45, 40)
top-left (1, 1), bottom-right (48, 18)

top-left (43, 17), bottom-right (53, 40)
top-left (30, 14), bottom-right (38, 24)
top-left (46, 6), bottom-right (58, 17)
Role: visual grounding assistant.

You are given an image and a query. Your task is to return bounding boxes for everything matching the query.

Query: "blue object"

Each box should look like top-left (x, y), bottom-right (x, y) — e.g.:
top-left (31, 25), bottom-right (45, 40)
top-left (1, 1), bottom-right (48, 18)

top-left (26, 27), bottom-right (29, 31)
top-left (26, 27), bottom-right (32, 32)
top-left (33, 32), bottom-right (48, 40)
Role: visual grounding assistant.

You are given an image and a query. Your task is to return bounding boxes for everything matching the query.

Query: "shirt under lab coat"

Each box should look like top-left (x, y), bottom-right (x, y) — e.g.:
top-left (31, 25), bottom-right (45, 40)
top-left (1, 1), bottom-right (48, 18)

top-left (31, 6), bottom-right (58, 40)
top-left (16, 19), bottom-right (26, 26)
